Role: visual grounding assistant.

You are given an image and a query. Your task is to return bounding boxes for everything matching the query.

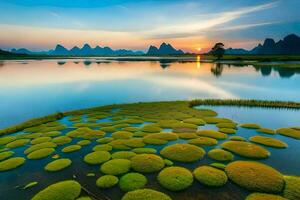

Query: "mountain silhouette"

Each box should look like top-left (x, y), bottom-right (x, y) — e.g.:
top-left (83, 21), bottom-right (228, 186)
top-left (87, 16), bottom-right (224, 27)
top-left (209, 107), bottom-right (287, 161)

top-left (146, 43), bottom-right (184, 55)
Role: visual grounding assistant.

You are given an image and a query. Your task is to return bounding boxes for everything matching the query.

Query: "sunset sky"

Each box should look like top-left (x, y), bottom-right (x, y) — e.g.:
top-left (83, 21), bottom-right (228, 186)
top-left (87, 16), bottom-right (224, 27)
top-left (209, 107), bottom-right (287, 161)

top-left (0, 0), bottom-right (299, 53)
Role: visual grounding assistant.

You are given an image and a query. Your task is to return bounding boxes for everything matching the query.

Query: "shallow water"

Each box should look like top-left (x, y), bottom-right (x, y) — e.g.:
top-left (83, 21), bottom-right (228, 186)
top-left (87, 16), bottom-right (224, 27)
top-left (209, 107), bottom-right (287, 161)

top-left (1, 58), bottom-right (300, 128)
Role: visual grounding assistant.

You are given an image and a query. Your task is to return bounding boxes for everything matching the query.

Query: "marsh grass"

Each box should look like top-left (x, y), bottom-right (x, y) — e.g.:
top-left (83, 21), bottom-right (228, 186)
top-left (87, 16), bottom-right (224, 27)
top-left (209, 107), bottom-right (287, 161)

top-left (6, 139), bottom-right (30, 149)
top-left (24, 142), bottom-right (57, 154)
top-left (0, 151), bottom-right (14, 161)
top-left (61, 145), bottom-right (82, 153)
top-left (257, 128), bottom-right (275, 135)
top-left (188, 137), bottom-right (218, 146)
top-left (283, 176), bottom-right (300, 200)
top-left (93, 144), bottom-right (112, 151)
top-left (112, 151), bottom-right (136, 160)
top-left (245, 193), bottom-right (287, 200)
top-left (132, 148), bottom-right (157, 154)
top-left (197, 130), bottom-right (227, 140)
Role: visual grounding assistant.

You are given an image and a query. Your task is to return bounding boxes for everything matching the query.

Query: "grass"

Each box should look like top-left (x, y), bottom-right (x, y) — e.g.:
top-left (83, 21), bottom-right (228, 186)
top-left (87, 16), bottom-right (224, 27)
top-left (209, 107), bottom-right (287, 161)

top-left (283, 176), bottom-right (300, 200)
top-left (61, 145), bottom-right (82, 153)
top-left (132, 148), bottom-right (157, 154)
top-left (44, 158), bottom-right (72, 172)
top-left (225, 161), bottom-right (284, 193)
top-left (160, 144), bottom-right (205, 162)
top-left (250, 136), bottom-right (288, 148)
top-left (246, 193), bottom-right (287, 200)
top-left (84, 151), bottom-right (111, 165)
top-left (96, 175), bottom-right (119, 188)
top-left (27, 148), bottom-right (55, 160)
top-left (131, 154), bottom-right (165, 173)
top-left (6, 139), bottom-right (30, 148)
top-left (193, 166), bottom-right (228, 187)
top-left (119, 173), bottom-right (147, 192)
top-left (257, 128), bottom-right (275, 135)
top-left (0, 157), bottom-right (25, 171)
top-left (112, 131), bottom-right (133, 139)
top-left (0, 151), bottom-right (14, 161)
top-left (112, 151), bottom-right (137, 160)
top-left (157, 166), bottom-right (193, 191)
top-left (276, 128), bottom-right (300, 139)
top-left (93, 144), bottom-right (113, 151)
top-left (188, 137), bottom-right (218, 146)
top-left (197, 130), bottom-right (227, 139)
top-left (208, 149), bottom-right (234, 162)
top-left (24, 142), bottom-right (57, 154)
top-left (240, 123), bottom-right (261, 129)
top-left (31, 180), bottom-right (81, 200)
top-left (221, 141), bottom-right (270, 159)
top-left (121, 189), bottom-right (171, 200)
top-left (100, 159), bottom-right (131, 175)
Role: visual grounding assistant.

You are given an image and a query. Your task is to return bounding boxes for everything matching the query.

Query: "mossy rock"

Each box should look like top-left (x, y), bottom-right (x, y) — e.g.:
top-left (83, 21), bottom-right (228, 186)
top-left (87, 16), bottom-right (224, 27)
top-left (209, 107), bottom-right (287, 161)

top-left (160, 144), bottom-right (205, 162)
top-left (112, 131), bottom-right (133, 139)
top-left (219, 128), bottom-right (237, 134)
top-left (27, 148), bottom-right (55, 160)
top-left (210, 163), bottom-right (227, 170)
top-left (197, 130), bottom-right (227, 139)
top-left (257, 128), bottom-right (275, 135)
top-left (0, 157), bottom-right (25, 171)
top-left (283, 176), bottom-right (300, 200)
top-left (158, 166), bottom-right (193, 191)
top-left (109, 139), bottom-right (131, 150)
top-left (276, 128), bottom-right (300, 139)
top-left (131, 154), bottom-right (165, 173)
top-left (182, 118), bottom-right (206, 125)
top-left (141, 124), bottom-right (162, 133)
top-left (121, 189), bottom-right (171, 200)
top-left (240, 123), bottom-right (261, 129)
top-left (112, 151), bottom-right (137, 160)
top-left (0, 151), bottom-right (14, 161)
top-left (31, 137), bottom-right (52, 145)
top-left (97, 137), bottom-right (114, 144)
top-left (208, 149), bottom-right (234, 162)
top-left (84, 151), bottom-right (111, 165)
top-left (96, 175), bottom-right (119, 188)
top-left (188, 137), bottom-right (218, 146)
top-left (100, 159), bottom-right (131, 175)
top-left (31, 180), bottom-right (81, 200)
top-left (229, 136), bottom-right (246, 141)
top-left (132, 148), bottom-right (157, 154)
top-left (0, 136), bottom-right (16, 145)
top-left (193, 166), bottom-right (228, 187)
top-left (24, 142), bottom-right (57, 154)
top-left (6, 139), bottom-right (30, 149)
top-left (216, 123), bottom-right (237, 129)
top-left (123, 138), bottom-right (145, 148)
top-left (93, 144), bottom-right (112, 151)
top-left (52, 136), bottom-right (72, 145)
top-left (176, 132), bottom-right (198, 139)
top-left (250, 136), bottom-right (287, 148)
top-left (119, 173), bottom-right (147, 192)
top-left (221, 141), bottom-right (270, 159)
top-left (77, 140), bottom-right (91, 146)
top-left (62, 145), bottom-right (82, 153)
top-left (246, 193), bottom-right (287, 200)
top-left (45, 158), bottom-right (72, 172)
top-left (225, 161), bottom-right (284, 193)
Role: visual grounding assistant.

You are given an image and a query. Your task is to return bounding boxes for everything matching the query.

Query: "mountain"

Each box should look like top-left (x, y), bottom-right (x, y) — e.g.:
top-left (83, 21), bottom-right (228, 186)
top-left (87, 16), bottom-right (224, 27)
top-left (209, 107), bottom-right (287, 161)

top-left (146, 43), bottom-right (184, 55)
top-left (0, 49), bottom-right (25, 56)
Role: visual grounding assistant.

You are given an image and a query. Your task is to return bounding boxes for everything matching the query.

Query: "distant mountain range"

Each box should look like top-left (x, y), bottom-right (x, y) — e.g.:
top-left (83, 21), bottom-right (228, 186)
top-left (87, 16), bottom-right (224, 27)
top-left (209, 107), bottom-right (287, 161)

top-left (146, 43), bottom-right (184, 55)
top-left (225, 34), bottom-right (300, 55)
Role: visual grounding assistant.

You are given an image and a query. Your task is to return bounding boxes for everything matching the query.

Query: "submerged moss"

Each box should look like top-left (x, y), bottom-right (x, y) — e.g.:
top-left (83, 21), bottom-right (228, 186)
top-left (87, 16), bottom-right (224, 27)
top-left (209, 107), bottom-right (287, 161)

top-left (208, 149), bottom-right (234, 162)
top-left (6, 139), bottom-right (30, 149)
top-left (160, 144), bottom-right (205, 162)
top-left (27, 148), bottom-right (55, 160)
top-left (84, 151), bottom-right (111, 165)
top-left (0, 151), bottom-right (14, 161)
top-left (188, 137), bottom-right (218, 146)
top-left (132, 148), bottom-right (157, 154)
top-left (193, 166), bottom-right (228, 187)
top-left (100, 159), bottom-right (131, 175)
top-left (246, 193), bottom-right (287, 200)
top-left (112, 151), bottom-right (136, 160)
top-left (250, 136), bottom-right (288, 148)
top-left (119, 172), bottom-right (147, 192)
top-left (158, 166), bottom-right (193, 191)
top-left (0, 157), bottom-right (25, 171)
top-left (96, 175), bottom-right (119, 188)
top-left (44, 158), bottom-right (72, 172)
top-left (131, 154), bottom-right (165, 173)
top-left (121, 189), bottom-right (171, 200)
top-left (62, 145), bottom-right (82, 153)
top-left (197, 130), bottom-right (227, 139)
top-left (240, 123), bottom-right (261, 129)
top-left (283, 176), bottom-right (300, 200)
top-left (257, 128), bottom-right (275, 135)
top-left (276, 128), bottom-right (300, 139)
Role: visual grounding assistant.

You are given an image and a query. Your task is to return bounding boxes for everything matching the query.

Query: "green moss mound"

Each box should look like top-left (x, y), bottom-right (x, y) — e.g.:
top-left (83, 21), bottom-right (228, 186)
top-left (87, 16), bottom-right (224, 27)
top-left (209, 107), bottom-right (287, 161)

top-left (188, 137), bottom-right (218, 146)
top-left (221, 141), bottom-right (270, 159)
top-left (197, 130), bottom-right (227, 139)
top-left (109, 139), bottom-right (131, 150)
top-left (0, 151), bottom-right (14, 161)
top-left (23, 181), bottom-right (38, 189)
top-left (112, 151), bottom-right (136, 160)
top-left (132, 148), bottom-right (157, 154)
top-left (45, 158), bottom-right (72, 172)
top-left (112, 131), bottom-right (133, 139)
top-left (101, 159), bottom-right (131, 175)
top-left (0, 136), bottom-right (16, 145)
top-left (203, 117), bottom-right (232, 124)
top-left (225, 161), bottom-right (284, 193)
top-left (246, 193), bottom-right (287, 200)
top-left (250, 136), bottom-right (288, 148)
top-left (141, 124), bottom-right (162, 133)
top-left (276, 128), bottom-right (300, 139)
top-left (208, 149), bottom-right (234, 162)
top-left (144, 133), bottom-right (178, 141)
top-left (143, 137), bottom-right (168, 145)
top-left (84, 151), bottom-right (111, 165)
top-left (52, 136), bottom-right (72, 145)
top-left (119, 173), bottom-right (147, 192)
top-left (31, 180), bottom-right (81, 200)
top-left (160, 144), bottom-right (205, 162)
top-left (257, 128), bottom-right (275, 135)
top-left (283, 176), bottom-right (300, 200)
top-left (31, 137), bottom-right (52, 145)
top-left (27, 148), bottom-right (55, 160)
top-left (219, 128), bottom-right (237, 134)
top-left (121, 189), bottom-right (171, 200)
top-left (131, 154), bottom-right (165, 173)
top-left (24, 142), bottom-right (57, 154)
top-left (77, 140), bottom-right (91, 146)
top-left (62, 145), bottom-right (82, 153)
top-left (93, 144), bottom-right (112, 151)
top-left (193, 166), bottom-right (228, 187)
top-left (240, 123), bottom-right (261, 129)
top-left (76, 197), bottom-right (92, 200)
top-left (210, 163), bottom-right (227, 170)
top-left (176, 132), bottom-right (198, 139)
top-left (43, 131), bottom-right (61, 137)
top-left (123, 138), bottom-right (145, 148)
top-left (0, 157), bottom-right (25, 171)
top-left (216, 123), bottom-right (237, 129)
top-left (183, 118), bottom-right (206, 125)
top-left (96, 175), bottom-right (119, 188)
top-left (97, 137), bottom-right (114, 144)
top-left (229, 136), bottom-right (246, 141)
top-left (158, 166), bottom-right (193, 191)
top-left (6, 139), bottom-right (30, 148)
top-left (164, 159), bottom-right (174, 166)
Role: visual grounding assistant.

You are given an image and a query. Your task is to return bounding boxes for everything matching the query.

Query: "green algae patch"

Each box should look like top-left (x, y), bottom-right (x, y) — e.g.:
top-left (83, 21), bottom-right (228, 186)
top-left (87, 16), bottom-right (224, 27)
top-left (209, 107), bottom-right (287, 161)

top-left (119, 173), bottom-right (147, 192)
top-left (100, 159), bottom-right (131, 175)
top-left (210, 163), bottom-right (227, 170)
top-left (112, 131), bottom-right (133, 139)
top-left (44, 158), bottom-right (71, 172)
top-left (97, 137), bottom-right (114, 144)
top-left (158, 166), bottom-right (193, 191)
top-left (24, 142), bottom-right (57, 154)
top-left (250, 136), bottom-right (288, 148)
top-left (93, 144), bottom-right (112, 152)
top-left (183, 118), bottom-right (206, 125)
top-left (0, 136), bottom-right (16, 145)
top-left (96, 175), bottom-right (119, 188)
top-left (132, 148), bottom-right (157, 154)
top-left (276, 128), bottom-right (300, 139)
top-left (52, 136), bottom-right (72, 145)
top-left (123, 138), bottom-right (145, 148)
top-left (193, 166), bottom-right (228, 187)
top-left (62, 145), bottom-right (82, 153)
top-left (141, 124), bottom-right (162, 133)
top-left (225, 161), bottom-right (284, 193)
top-left (208, 149), bottom-right (234, 162)
top-left (131, 154), bottom-right (164, 173)
top-left (31, 180), bottom-right (81, 200)
top-left (197, 130), bottom-right (227, 139)
top-left (221, 141), bottom-right (270, 159)
top-left (0, 157), bottom-right (25, 171)
top-left (6, 139), bottom-right (30, 148)
top-left (121, 189), bottom-right (171, 200)
top-left (283, 176), bottom-right (300, 200)
top-left (27, 148), bottom-right (55, 160)
top-left (0, 151), bottom-right (14, 161)
top-left (257, 128), bottom-right (275, 135)
top-left (160, 144), bottom-right (205, 162)
top-left (188, 137), bottom-right (218, 146)
top-left (112, 151), bottom-right (136, 160)
top-left (219, 128), bottom-right (237, 134)
top-left (31, 137), bottom-right (52, 145)
top-left (84, 151), bottom-right (111, 165)
top-left (77, 140), bottom-right (91, 146)
top-left (23, 181), bottom-right (38, 189)
top-left (240, 123), bottom-right (261, 129)
top-left (246, 193), bottom-right (288, 200)
top-left (229, 136), bottom-right (246, 141)
top-left (176, 132), bottom-right (198, 139)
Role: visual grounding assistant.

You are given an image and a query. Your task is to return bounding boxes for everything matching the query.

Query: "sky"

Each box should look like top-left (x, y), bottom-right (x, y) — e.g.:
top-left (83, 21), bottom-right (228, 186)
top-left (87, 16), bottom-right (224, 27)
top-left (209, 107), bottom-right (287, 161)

top-left (0, 0), bottom-right (299, 53)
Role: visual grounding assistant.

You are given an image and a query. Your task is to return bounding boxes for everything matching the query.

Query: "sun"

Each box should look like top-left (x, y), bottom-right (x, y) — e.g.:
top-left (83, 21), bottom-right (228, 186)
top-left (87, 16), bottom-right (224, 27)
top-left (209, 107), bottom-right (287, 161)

top-left (196, 47), bottom-right (202, 51)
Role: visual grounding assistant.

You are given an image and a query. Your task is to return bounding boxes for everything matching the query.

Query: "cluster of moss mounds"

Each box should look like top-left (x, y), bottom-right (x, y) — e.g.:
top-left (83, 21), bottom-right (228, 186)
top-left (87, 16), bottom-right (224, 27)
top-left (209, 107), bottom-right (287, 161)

top-left (188, 137), bottom-right (218, 146)
top-left (193, 166), bottom-right (228, 187)
top-left (221, 141), bottom-right (270, 159)
top-left (240, 123), bottom-right (261, 129)
top-left (245, 193), bottom-right (288, 200)
top-left (100, 159), bottom-right (131, 175)
top-left (276, 128), bottom-right (300, 139)
top-left (84, 151), bottom-right (111, 165)
top-left (44, 158), bottom-right (72, 172)
top-left (197, 130), bottom-right (227, 139)
top-left (61, 145), bottom-right (82, 153)
top-left (119, 172), bottom-right (147, 192)
top-left (96, 175), bottom-right (119, 188)
top-left (160, 143), bottom-right (205, 163)
top-left (131, 154), bottom-right (165, 173)
top-left (121, 189), bottom-right (171, 200)
top-left (208, 149), bottom-right (234, 162)
top-left (283, 176), bottom-right (300, 200)
top-left (31, 180), bottom-right (81, 200)
top-left (158, 166), bottom-right (193, 191)
top-left (225, 161), bottom-right (285, 193)
top-left (0, 157), bottom-right (25, 171)
top-left (112, 151), bottom-right (137, 160)
top-left (27, 148), bottom-right (55, 160)
top-left (250, 136), bottom-right (288, 148)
